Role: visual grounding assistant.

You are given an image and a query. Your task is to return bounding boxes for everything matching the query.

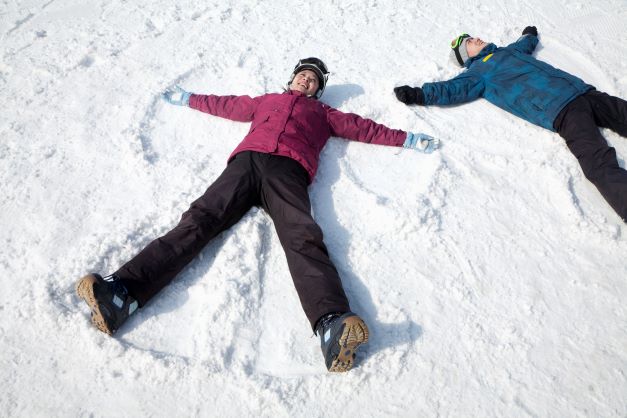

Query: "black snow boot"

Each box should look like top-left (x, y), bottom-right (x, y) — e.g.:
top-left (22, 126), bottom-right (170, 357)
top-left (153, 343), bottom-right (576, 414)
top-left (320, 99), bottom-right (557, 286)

top-left (315, 312), bottom-right (369, 372)
top-left (76, 273), bottom-right (138, 335)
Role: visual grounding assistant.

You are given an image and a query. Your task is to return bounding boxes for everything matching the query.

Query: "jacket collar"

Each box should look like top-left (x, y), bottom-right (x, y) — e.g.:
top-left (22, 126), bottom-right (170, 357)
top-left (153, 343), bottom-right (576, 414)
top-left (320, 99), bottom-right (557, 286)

top-left (465, 43), bottom-right (498, 67)
top-left (287, 89), bottom-right (316, 99)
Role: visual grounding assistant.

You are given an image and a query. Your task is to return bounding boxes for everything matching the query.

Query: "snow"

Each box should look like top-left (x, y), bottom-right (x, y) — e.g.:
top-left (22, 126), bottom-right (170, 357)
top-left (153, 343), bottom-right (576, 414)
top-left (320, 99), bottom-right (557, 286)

top-left (1, 0), bottom-right (627, 416)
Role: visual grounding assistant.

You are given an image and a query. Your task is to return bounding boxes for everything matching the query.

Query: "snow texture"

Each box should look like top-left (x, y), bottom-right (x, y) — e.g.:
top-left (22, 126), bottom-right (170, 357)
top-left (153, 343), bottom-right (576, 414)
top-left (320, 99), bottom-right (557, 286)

top-left (1, 0), bottom-right (626, 416)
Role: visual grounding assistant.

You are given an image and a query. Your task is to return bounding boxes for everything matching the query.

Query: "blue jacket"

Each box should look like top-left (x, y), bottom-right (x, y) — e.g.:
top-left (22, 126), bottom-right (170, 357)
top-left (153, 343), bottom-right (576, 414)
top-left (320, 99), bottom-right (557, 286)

top-left (421, 35), bottom-right (594, 131)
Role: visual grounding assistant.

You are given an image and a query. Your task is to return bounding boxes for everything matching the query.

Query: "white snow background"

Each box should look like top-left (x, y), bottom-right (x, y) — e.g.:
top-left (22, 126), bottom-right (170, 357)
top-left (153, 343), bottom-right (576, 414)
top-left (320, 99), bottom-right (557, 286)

top-left (1, 0), bottom-right (627, 416)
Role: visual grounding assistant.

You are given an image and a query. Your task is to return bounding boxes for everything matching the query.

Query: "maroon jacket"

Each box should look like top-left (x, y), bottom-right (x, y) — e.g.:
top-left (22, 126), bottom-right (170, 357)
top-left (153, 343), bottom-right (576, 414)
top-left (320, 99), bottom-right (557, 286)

top-left (189, 90), bottom-right (407, 181)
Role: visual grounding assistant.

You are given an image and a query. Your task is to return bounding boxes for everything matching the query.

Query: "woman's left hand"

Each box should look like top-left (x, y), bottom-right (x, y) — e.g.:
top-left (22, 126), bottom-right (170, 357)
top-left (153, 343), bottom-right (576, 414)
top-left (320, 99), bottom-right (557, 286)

top-left (403, 132), bottom-right (440, 153)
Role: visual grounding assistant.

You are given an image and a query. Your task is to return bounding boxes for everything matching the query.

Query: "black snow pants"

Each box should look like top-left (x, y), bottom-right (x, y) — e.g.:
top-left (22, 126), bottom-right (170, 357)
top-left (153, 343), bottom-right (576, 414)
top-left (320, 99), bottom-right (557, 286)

top-left (553, 90), bottom-right (627, 221)
top-left (114, 151), bottom-right (350, 329)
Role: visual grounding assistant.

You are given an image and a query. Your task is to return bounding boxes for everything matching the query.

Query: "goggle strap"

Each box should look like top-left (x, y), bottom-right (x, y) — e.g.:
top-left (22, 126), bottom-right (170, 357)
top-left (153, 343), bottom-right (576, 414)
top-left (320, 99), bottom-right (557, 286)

top-left (454, 47), bottom-right (464, 66)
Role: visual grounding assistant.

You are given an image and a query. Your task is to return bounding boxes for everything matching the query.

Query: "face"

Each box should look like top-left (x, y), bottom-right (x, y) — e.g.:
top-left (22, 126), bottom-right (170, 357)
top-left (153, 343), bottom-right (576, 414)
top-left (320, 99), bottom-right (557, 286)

top-left (465, 37), bottom-right (488, 58)
top-left (289, 69), bottom-right (320, 96)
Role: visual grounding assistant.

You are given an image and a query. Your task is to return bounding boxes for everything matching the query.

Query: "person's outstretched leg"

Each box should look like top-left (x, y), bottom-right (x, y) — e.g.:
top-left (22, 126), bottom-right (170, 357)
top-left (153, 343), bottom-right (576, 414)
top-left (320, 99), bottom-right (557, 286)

top-left (256, 153), bottom-right (367, 372)
top-left (78, 153), bottom-right (260, 334)
top-left (110, 152), bottom-right (259, 305)
top-left (257, 154), bottom-right (351, 327)
top-left (555, 94), bottom-right (627, 221)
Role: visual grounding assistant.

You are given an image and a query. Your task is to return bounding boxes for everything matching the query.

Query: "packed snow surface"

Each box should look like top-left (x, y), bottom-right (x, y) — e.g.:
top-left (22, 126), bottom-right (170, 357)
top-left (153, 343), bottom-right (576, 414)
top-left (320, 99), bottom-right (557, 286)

top-left (1, 0), bottom-right (626, 416)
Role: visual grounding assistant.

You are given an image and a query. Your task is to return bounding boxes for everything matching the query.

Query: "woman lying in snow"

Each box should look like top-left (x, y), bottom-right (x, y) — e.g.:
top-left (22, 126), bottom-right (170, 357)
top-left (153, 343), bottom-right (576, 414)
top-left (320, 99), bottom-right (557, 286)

top-left (76, 57), bottom-right (439, 372)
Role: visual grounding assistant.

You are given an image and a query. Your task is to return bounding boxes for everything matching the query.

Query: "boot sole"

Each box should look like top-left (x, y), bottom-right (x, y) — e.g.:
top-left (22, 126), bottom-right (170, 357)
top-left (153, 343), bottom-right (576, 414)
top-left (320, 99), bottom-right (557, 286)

top-left (329, 315), bottom-right (369, 372)
top-left (76, 274), bottom-right (114, 335)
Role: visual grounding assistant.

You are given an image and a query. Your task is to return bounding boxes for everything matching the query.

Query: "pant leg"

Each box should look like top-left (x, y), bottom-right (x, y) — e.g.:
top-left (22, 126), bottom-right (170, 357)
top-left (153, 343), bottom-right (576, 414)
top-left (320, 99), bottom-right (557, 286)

top-left (256, 154), bottom-right (350, 329)
top-left (585, 90), bottom-right (627, 137)
top-left (115, 152), bottom-right (259, 305)
top-left (554, 94), bottom-right (627, 221)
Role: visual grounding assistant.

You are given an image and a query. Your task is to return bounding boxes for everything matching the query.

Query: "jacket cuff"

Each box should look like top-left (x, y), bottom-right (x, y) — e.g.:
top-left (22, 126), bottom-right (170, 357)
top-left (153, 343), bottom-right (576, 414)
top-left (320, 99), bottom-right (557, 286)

top-left (188, 94), bottom-right (199, 109)
top-left (403, 132), bottom-right (413, 148)
top-left (415, 88), bottom-right (425, 105)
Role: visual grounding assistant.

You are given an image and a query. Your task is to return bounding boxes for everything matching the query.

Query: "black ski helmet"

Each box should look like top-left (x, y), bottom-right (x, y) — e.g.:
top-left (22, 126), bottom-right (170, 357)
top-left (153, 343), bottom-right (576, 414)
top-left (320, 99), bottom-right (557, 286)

top-left (287, 57), bottom-right (329, 99)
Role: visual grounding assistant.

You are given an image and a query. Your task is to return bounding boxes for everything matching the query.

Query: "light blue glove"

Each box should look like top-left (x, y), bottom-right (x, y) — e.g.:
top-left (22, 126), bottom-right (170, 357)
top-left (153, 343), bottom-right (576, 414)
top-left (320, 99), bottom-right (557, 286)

top-left (403, 132), bottom-right (440, 153)
top-left (162, 86), bottom-right (192, 106)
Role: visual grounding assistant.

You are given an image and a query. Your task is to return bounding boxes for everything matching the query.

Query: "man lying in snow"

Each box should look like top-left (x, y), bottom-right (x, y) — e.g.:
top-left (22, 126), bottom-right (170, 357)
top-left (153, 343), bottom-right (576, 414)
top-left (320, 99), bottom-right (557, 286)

top-left (394, 26), bottom-right (627, 222)
top-left (76, 57), bottom-right (439, 372)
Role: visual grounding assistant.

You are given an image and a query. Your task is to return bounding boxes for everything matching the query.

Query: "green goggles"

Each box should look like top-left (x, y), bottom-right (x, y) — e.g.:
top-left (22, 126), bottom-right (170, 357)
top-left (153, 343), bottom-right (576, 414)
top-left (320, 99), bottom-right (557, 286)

top-left (451, 33), bottom-right (470, 49)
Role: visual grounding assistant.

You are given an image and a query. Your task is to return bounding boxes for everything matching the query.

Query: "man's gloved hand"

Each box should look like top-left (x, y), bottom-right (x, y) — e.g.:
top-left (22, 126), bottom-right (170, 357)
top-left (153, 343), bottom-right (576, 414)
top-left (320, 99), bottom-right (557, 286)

top-left (162, 86), bottom-right (192, 106)
top-left (404, 132), bottom-right (440, 153)
top-left (522, 26), bottom-right (538, 37)
top-left (394, 86), bottom-right (425, 105)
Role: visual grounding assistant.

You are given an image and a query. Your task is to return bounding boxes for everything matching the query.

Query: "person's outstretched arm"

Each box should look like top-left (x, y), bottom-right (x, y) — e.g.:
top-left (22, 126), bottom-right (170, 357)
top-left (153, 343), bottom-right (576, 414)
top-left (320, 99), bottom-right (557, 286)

top-left (326, 107), bottom-right (439, 153)
top-left (394, 71), bottom-right (485, 107)
top-left (162, 86), bottom-right (259, 122)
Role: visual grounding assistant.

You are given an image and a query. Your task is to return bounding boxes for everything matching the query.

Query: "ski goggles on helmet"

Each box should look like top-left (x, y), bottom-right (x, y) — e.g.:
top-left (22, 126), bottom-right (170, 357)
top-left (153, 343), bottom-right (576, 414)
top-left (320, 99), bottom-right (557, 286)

top-left (451, 33), bottom-right (470, 49)
top-left (450, 33), bottom-right (471, 67)
top-left (289, 57), bottom-right (330, 99)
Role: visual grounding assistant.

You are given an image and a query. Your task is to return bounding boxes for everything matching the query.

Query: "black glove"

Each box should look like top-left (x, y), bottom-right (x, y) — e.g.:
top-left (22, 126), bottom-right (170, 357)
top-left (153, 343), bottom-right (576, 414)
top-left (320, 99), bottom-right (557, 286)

top-left (522, 26), bottom-right (538, 37)
top-left (394, 86), bottom-right (425, 105)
